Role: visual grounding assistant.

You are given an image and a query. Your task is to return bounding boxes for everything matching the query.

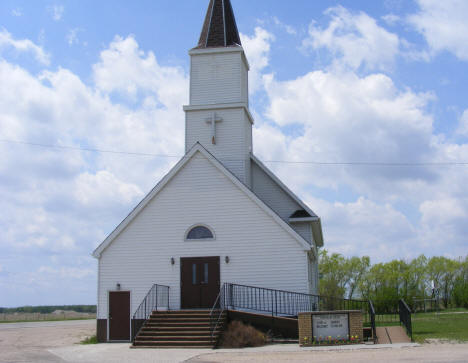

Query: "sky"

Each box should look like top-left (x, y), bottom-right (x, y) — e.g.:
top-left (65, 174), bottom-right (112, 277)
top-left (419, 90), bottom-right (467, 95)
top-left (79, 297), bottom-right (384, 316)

top-left (0, 0), bottom-right (467, 307)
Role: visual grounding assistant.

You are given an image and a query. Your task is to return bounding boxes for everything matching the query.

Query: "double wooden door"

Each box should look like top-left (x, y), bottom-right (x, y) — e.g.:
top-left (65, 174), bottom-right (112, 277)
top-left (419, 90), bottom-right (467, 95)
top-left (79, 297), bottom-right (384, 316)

top-left (181, 257), bottom-right (220, 309)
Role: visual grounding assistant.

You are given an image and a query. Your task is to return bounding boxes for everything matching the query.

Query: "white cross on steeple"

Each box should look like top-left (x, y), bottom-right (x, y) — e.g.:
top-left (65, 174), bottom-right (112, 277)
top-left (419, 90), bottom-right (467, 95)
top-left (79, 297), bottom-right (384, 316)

top-left (205, 112), bottom-right (223, 144)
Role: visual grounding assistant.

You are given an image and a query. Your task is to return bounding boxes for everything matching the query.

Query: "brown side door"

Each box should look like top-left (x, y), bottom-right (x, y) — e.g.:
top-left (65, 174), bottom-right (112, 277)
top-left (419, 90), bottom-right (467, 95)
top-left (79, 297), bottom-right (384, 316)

top-left (181, 257), bottom-right (220, 309)
top-left (109, 291), bottom-right (130, 341)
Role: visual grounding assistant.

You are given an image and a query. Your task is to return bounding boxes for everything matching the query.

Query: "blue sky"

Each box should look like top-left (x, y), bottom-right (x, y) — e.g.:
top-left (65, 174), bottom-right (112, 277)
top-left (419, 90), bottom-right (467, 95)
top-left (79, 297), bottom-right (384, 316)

top-left (1, 0), bottom-right (467, 307)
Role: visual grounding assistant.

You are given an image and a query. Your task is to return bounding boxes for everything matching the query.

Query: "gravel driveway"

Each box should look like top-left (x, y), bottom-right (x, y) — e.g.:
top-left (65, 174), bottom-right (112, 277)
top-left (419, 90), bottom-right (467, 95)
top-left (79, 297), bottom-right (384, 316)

top-left (1, 320), bottom-right (468, 363)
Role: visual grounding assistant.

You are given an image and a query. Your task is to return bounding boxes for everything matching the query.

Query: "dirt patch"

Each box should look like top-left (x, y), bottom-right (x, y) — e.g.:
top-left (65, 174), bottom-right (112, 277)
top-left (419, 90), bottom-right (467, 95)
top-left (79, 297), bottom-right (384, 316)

top-left (0, 320), bottom-right (95, 363)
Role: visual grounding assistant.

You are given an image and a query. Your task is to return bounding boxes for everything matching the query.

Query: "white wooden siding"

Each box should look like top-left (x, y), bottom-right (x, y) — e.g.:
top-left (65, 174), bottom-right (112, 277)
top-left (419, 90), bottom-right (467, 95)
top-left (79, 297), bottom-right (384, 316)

top-left (190, 52), bottom-right (243, 105)
top-left (97, 153), bottom-right (309, 318)
top-left (251, 160), bottom-right (302, 221)
top-left (185, 108), bottom-right (251, 184)
top-left (290, 221), bottom-right (312, 245)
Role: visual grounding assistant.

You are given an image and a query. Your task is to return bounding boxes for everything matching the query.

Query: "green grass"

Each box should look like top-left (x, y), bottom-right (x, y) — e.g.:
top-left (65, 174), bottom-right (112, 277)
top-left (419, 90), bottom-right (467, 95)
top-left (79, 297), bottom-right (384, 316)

top-left (364, 309), bottom-right (468, 343)
top-left (0, 317), bottom-right (95, 324)
top-left (412, 310), bottom-right (468, 343)
top-left (80, 335), bottom-right (98, 345)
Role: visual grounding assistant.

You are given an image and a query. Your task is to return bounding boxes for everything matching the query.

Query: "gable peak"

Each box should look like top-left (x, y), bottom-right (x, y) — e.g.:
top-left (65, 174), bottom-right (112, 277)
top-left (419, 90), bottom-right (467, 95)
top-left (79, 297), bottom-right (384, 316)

top-left (197, 0), bottom-right (241, 49)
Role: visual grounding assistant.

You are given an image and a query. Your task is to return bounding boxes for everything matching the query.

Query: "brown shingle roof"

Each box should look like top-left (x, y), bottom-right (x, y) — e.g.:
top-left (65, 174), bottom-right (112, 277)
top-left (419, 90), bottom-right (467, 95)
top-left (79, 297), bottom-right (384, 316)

top-left (197, 0), bottom-right (241, 49)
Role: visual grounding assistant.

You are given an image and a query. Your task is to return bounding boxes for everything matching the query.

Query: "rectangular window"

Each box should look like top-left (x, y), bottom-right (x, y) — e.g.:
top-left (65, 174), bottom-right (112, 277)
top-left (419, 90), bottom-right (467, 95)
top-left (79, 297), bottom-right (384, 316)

top-left (203, 263), bottom-right (209, 284)
top-left (192, 264), bottom-right (197, 285)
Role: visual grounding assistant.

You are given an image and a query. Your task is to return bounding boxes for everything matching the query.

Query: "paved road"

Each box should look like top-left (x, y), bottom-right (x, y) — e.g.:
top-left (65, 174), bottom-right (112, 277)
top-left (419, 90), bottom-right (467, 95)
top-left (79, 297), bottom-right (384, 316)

top-left (1, 319), bottom-right (468, 363)
top-left (188, 343), bottom-right (468, 363)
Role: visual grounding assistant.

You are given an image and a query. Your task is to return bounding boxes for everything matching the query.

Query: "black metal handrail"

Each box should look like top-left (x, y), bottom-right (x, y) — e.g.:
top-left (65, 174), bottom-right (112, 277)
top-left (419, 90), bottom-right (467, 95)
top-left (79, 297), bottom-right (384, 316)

top-left (131, 284), bottom-right (170, 342)
top-left (209, 284), bottom-right (226, 345)
top-left (369, 300), bottom-right (377, 343)
top-left (399, 299), bottom-right (413, 341)
top-left (222, 283), bottom-right (368, 317)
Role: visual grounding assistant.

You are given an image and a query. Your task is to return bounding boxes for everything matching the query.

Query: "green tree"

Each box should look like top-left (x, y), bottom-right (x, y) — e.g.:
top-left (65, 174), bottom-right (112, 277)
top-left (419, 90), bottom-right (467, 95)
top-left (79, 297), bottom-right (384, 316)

top-left (318, 250), bottom-right (347, 298)
top-left (427, 257), bottom-right (460, 308)
top-left (452, 257), bottom-right (468, 308)
top-left (343, 256), bottom-right (370, 299)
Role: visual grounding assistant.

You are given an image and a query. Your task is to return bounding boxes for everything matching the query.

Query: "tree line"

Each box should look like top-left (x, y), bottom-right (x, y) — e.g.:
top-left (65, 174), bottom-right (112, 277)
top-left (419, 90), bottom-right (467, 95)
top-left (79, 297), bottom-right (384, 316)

top-left (319, 250), bottom-right (468, 312)
top-left (0, 305), bottom-right (96, 314)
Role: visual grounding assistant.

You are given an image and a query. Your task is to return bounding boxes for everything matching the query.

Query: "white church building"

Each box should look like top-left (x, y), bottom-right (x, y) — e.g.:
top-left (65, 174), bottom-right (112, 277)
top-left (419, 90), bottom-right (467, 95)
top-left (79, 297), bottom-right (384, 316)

top-left (93, 0), bottom-right (323, 343)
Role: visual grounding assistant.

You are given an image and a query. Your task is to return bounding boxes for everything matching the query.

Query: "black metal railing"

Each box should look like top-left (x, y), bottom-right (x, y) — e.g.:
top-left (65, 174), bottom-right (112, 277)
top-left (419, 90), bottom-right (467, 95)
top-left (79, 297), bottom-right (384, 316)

top-left (220, 283), bottom-right (368, 317)
top-left (369, 300), bottom-right (377, 343)
top-left (399, 299), bottom-right (412, 341)
top-left (131, 284), bottom-right (170, 342)
top-left (209, 284), bottom-right (226, 345)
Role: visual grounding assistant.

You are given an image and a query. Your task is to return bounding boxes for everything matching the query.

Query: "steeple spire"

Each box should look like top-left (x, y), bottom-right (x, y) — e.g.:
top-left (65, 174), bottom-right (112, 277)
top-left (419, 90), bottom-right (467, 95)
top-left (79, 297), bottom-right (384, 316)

top-left (197, 0), bottom-right (241, 48)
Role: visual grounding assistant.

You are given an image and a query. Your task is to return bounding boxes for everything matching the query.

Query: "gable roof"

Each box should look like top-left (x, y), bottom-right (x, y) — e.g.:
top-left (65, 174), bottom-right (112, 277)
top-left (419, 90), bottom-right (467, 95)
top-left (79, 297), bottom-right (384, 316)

top-left (250, 154), bottom-right (324, 247)
top-left (197, 0), bottom-right (241, 49)
top-left (92, 143), bottom-right (314, 259)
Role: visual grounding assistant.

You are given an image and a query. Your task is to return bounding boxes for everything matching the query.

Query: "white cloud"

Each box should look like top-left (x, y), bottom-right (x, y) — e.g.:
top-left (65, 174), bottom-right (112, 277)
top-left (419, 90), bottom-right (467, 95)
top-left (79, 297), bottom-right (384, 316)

top-left (458, 110), bottom-right (468, 136)
top-left (74, 171), bottom-right (143, 207)
top-left (240, 27), bottom-right (275, 94)
top-left (302, 6), bottom-right (400, 71)
top-left (49, 5), bottom-right (64, 21)
top-left (0, 31), bottom-right (188, 264)
top-left (66, 28), bottom-right (81, 46)
top-left (408, 0), bottom-right (468, 61)
top-left (38, 266), bottom-right (94, 279)
top-left (272, 17), bottom-right (297, 35)
top-left (381, 14), bottom-right (400, 25)
top-left (93, 35), bottom-right (188, 109)
top-left (262, 69), bottom-right (436, 197)
top-left (419, 197), bottom-right (468, 256)
top-left (307, 196), bottom-right (417, 260)
top-left (0, 30), bottom-right (191, 305)
top-left (0, 29), bottom-right (50, 65)
top-left (11, 8), bottom-right (22, 17)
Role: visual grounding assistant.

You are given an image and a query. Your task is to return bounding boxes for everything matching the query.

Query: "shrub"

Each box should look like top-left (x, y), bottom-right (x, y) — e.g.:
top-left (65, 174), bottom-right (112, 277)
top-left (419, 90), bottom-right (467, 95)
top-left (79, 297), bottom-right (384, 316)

top-left (80, 335), bottom-right (98, 344)
top-left (220, 321), bottom-right (267, 348)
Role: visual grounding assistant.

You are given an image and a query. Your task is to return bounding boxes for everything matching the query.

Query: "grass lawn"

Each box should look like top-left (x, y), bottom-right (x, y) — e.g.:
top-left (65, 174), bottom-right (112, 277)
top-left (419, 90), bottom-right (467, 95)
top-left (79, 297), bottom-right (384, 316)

top-left (412, 310), bottom-right (468, 343)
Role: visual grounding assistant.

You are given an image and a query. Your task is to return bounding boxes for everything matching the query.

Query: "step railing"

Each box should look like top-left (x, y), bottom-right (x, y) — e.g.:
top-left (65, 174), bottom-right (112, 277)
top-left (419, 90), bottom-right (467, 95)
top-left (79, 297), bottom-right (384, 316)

top-left (222, 283), bottom-right (368, 317)
top-left (369, 300), bottom-right (377, 343)
top-left (131, 284), bottom-right (170, 342)
top-left (209, 283), bottom-right (226, 345)
top-left (398, 299), bottom-right (413, 341)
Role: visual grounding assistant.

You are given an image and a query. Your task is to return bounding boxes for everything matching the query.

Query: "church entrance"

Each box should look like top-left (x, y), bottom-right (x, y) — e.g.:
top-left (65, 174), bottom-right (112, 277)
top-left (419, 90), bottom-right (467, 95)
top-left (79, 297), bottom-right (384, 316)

top-left (180, 256), bottom-right (220, 309)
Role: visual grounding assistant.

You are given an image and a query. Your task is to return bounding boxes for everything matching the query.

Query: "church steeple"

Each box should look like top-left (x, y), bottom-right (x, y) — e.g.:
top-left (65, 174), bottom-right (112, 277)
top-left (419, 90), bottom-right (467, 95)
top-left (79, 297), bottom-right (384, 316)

top-left (197, 0), bottom-right (241, 48)
top-left (185, 0), bottom-right (252, 187)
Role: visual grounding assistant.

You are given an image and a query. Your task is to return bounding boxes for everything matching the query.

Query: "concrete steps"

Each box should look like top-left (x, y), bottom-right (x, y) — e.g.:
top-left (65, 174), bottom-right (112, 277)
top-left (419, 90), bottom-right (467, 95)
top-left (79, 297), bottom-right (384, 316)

top-left (133, 310), bottom-right (226, 349)
top-left (376, 326), bottom-right (411, 344)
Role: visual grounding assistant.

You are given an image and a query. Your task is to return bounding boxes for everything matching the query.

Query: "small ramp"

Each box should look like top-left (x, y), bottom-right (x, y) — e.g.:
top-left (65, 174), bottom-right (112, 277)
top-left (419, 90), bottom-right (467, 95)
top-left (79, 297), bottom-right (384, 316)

top-left (376, 326), bottom-right (411, 344)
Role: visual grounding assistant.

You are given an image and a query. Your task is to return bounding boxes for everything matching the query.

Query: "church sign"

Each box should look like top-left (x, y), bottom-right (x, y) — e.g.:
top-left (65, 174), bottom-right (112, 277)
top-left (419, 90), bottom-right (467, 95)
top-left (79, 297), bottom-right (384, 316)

top-left (312, 313), bottom-right (349, 339)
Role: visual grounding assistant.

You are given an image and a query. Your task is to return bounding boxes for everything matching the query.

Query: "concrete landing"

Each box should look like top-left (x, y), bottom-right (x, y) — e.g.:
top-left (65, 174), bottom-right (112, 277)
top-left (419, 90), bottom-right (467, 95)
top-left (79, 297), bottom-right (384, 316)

top-left (376, 326), bottom-right (411, 344)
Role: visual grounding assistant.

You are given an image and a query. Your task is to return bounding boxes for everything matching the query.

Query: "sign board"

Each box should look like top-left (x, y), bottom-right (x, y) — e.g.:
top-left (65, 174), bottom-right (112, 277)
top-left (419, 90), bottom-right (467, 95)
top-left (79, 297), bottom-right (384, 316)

top-left (312, 313), bottom-right (349, 340)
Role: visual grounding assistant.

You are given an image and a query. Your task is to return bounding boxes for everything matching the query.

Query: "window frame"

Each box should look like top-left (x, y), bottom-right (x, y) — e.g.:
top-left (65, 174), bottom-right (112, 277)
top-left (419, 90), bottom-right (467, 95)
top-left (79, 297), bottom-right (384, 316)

top-left (184, 224), bottom-right (216, 241)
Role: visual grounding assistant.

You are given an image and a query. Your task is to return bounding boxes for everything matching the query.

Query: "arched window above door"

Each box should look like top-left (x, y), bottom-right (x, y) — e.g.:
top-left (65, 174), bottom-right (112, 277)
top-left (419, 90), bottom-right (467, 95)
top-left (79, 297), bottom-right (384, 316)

top-left (185, 225), bottom-right (215, 240)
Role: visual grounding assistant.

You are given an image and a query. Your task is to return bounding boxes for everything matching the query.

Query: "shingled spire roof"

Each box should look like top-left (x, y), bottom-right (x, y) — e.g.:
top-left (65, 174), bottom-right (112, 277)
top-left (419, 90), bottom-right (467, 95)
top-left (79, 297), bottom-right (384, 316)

top-left (197, 0), bottom-right (241, 49)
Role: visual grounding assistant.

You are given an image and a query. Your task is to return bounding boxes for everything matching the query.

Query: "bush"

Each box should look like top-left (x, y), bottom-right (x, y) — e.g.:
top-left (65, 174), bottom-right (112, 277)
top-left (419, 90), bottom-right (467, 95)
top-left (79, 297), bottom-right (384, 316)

top-left (220, 321), bottom-right (267, 348)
